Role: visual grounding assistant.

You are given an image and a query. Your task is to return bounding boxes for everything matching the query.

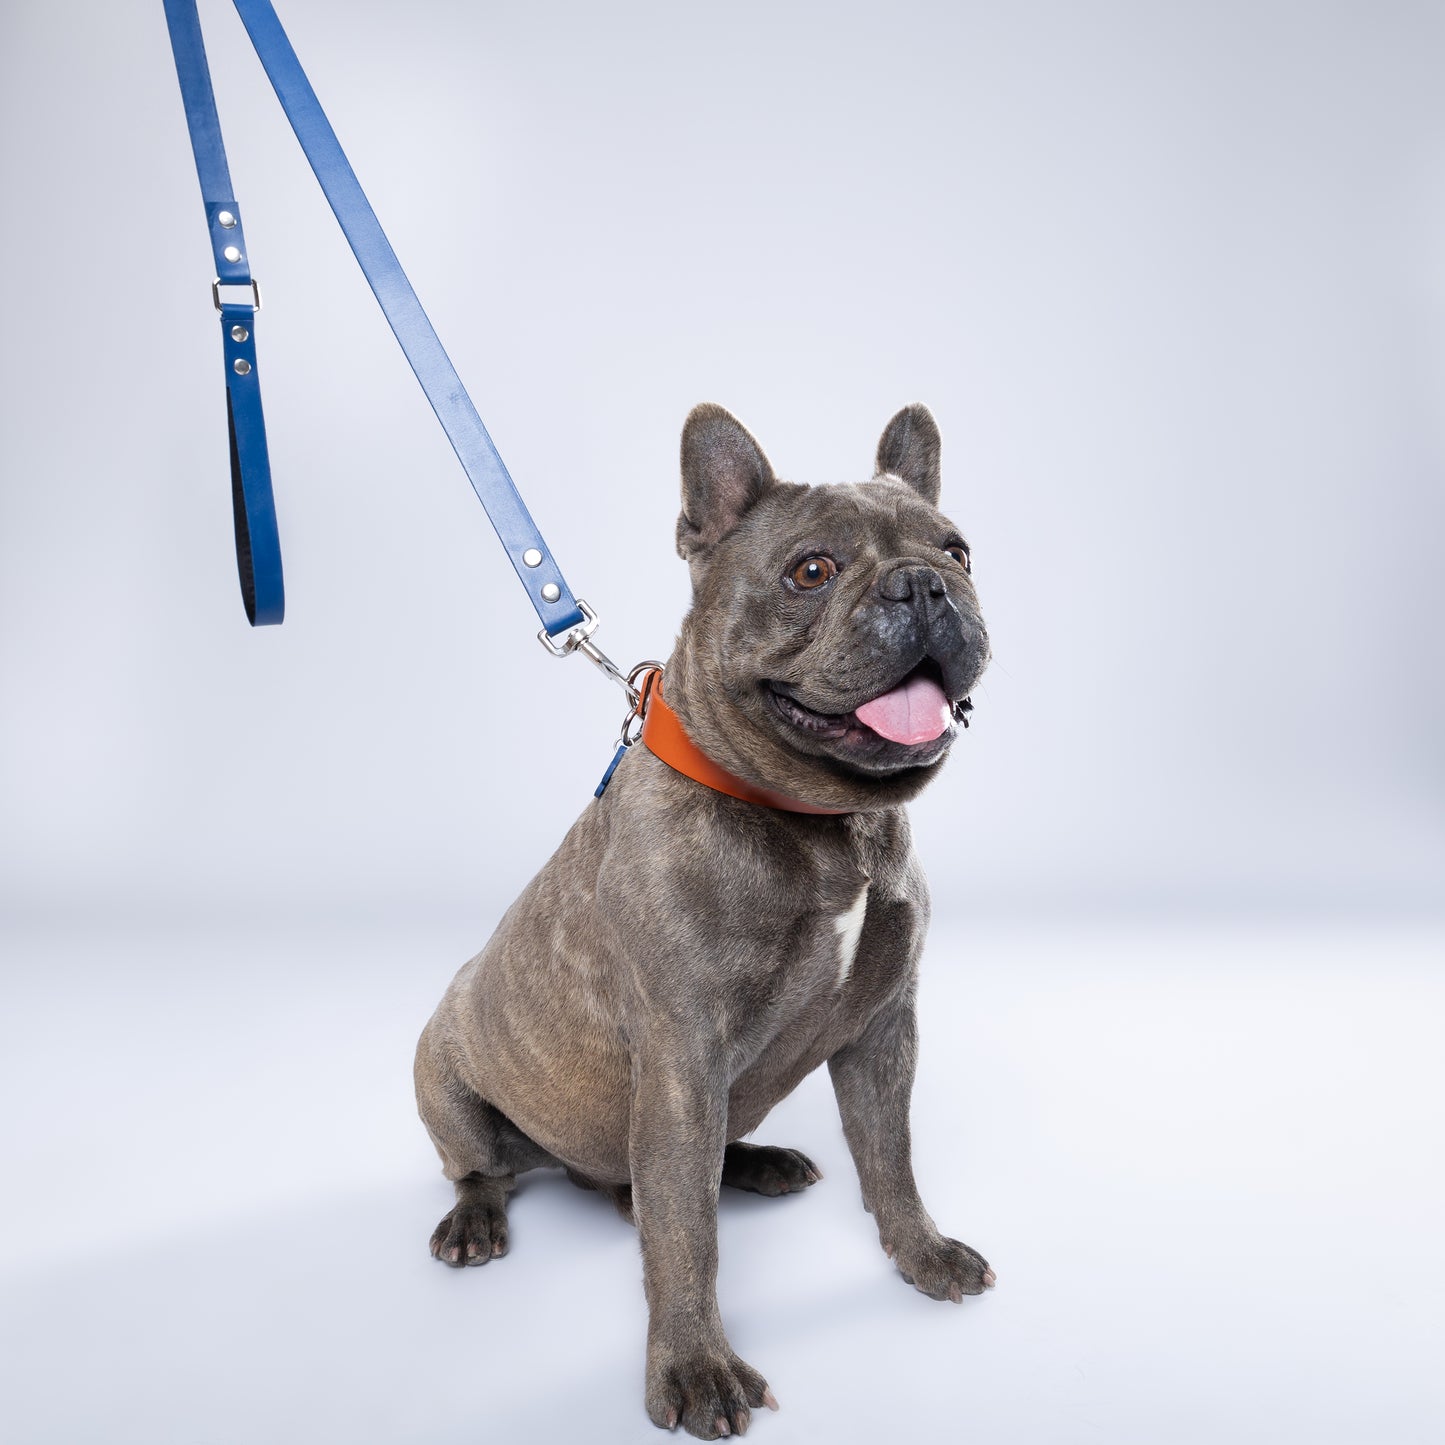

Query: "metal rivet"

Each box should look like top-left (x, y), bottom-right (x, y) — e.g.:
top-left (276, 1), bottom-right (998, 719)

top-left (522, 548), bottom-right (543, 568)
top-left (223, 245), bottom-right (242, 263)
top-left (540, 583), bottom-right (561, 603)
top-left (218, 210), bottom-right (237, 228)
top-left (230, 324), bottom-right (249, 342)
top-left (233, 358), bottom-right (251, 376)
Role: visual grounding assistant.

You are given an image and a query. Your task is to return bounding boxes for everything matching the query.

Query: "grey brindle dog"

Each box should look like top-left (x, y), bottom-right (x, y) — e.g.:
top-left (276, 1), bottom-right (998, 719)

top-left (415, 402), bottom-right (994, 1438)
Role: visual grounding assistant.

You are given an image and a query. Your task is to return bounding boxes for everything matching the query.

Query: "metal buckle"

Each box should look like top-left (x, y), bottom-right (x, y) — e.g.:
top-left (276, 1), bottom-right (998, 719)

top-left (212, 278), bottom-right (262, 312)
top-left (537, 598), bottom-right (601, 658)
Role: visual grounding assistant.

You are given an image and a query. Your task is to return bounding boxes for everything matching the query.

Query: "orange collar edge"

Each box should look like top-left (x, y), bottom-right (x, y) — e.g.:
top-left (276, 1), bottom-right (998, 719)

top-left (638, 673), bottom-right (852, 817)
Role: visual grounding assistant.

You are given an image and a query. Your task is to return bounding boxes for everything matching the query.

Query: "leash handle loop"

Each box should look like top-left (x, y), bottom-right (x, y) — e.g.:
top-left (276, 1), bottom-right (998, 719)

top-left (165, 0), bottom-right (587, 637)
top-left (164, 0), bottom-right (284, 624)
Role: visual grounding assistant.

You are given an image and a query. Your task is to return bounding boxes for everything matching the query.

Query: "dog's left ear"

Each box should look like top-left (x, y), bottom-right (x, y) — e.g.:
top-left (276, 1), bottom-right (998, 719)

top-left (875, 403), bottom-right (942, 507)
top-left (676, 404), bottom-right (778, 559)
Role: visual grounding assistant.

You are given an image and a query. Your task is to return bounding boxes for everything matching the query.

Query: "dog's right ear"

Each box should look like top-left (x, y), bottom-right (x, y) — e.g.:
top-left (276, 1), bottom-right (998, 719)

top-left (676, 404), bottom-right (777, 559)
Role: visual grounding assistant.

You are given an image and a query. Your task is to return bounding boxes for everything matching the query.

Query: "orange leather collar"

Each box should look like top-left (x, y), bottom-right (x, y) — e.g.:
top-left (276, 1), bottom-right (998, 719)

top-left (637, 669), bottom-right (852, 816)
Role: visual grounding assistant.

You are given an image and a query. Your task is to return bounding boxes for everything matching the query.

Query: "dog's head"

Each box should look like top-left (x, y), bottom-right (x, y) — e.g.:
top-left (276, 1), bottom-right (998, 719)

top-left (666, 403), bottom-right (990, 812)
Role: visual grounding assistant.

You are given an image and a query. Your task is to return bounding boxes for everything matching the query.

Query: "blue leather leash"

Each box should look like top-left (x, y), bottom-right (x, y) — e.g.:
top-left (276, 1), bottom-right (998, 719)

top-left (163, 0), bottom-right (282, 624)
top-left (163, 0), bottom-right (592, 645)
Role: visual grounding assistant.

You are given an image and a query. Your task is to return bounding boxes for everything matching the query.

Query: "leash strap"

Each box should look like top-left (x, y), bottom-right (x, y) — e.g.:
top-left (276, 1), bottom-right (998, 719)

top-left (164, 0), bottom-right (283, 624)
top-left (164, 0), bottom-right (586, 637)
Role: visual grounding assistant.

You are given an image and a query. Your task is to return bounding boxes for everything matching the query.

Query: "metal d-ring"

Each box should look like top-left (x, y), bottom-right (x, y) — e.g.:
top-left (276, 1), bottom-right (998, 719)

top-left (616, 661), bottom-right (664, 746)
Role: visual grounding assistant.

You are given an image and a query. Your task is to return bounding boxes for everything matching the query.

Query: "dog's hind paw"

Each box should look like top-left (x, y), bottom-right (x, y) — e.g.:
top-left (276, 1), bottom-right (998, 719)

top-left (429, 1198), bottom-right (508, 1267)
top-left (721, 1142), bottom-right (822, 1197)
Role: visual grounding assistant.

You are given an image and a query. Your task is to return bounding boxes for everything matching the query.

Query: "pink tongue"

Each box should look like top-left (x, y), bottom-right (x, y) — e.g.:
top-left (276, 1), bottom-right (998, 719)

top-left (854, 673), bottom-right (952, 745)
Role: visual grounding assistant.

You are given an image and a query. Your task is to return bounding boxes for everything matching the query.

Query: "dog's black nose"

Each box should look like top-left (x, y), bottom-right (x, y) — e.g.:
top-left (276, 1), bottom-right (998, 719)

top-left (877, 563), bottom-right (947, 604)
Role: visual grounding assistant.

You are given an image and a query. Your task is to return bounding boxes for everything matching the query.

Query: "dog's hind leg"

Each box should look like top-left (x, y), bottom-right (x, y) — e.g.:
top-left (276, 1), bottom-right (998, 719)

top-left (415, 1023), bottom-right (559, 1267)
top-left (430, 1170), bottom-right (512, 1265)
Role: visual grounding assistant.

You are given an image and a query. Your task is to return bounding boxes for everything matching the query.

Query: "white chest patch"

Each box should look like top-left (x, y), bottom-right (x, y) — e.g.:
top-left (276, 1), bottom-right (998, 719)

top-left (834, 885), bottom-right (870, 990)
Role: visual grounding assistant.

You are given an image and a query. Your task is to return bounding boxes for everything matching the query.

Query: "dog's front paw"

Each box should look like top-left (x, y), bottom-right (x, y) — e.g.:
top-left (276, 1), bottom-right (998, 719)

top-left (887, 1231), bottom-right (996, 1301)
top-left (646, 1345), bottom-right (778, 1438)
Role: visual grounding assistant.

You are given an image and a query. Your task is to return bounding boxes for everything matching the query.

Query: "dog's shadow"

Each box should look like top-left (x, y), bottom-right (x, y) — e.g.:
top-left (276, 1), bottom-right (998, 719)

top-left (2, 1178), bottom-right (655, 1444)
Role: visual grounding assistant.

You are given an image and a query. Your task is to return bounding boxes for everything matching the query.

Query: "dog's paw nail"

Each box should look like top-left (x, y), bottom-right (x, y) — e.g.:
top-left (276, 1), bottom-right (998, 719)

top-left (716, 1415), bottom-right (731, 1436)
top-left (948, 1284), bottom-right (963, 1303)
top-left (763, 1389), bottom-right (780, 1411)
top-left (883, 1243), bottom-right (894, 1258)
top-left (984, 1268), bottom-right (997, 1287)
top-left (666, 1407), bottom-right (678, 1431)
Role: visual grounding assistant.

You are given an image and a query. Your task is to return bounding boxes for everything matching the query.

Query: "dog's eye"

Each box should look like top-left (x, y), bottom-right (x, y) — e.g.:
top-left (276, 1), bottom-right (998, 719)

top-left (944, 544), bottom-right (971, 573)
top-left (790, 556), bottom-right (838, 590)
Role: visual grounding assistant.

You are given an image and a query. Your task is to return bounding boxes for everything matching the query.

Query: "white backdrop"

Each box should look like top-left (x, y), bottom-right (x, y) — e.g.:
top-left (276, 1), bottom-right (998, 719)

top-left (2, 0), bottom-right (1441, 925)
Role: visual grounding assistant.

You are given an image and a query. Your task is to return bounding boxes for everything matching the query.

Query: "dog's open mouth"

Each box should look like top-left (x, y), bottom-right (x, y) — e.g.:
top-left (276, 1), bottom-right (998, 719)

top-left (766, 662), bottom-right (958, 751)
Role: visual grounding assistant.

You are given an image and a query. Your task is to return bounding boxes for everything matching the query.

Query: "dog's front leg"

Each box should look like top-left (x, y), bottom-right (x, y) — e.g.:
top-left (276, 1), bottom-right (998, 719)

top-left (631, 1054), bottom-right (775, 1438)
top-left (829, 990), bottom-right (996, 1300)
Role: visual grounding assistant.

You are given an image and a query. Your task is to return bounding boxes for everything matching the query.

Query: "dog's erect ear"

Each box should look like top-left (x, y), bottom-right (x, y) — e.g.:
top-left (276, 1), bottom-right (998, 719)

top-left (875, 403), bottom-right (942, 507)
top-left (676, 404), bottom-right (777, 559)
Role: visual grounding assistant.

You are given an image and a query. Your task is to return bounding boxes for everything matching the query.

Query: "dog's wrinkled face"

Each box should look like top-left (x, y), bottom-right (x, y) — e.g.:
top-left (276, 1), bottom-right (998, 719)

top-left (673, 403), bottom-right (990, 810)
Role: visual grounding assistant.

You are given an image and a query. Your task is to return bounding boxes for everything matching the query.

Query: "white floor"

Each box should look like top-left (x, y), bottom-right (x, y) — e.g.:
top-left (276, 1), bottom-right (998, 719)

top-left (1, 916), bottom-right (1441, 1444)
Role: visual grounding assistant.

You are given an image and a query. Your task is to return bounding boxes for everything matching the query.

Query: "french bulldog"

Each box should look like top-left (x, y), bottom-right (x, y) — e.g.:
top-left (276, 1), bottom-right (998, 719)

top-left (415, 402), bottom-right (993, 1438)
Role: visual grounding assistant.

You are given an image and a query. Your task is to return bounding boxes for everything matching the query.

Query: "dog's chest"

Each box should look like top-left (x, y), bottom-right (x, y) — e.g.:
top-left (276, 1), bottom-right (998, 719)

top-left (760, 860), bottom-right (895, 1022)
top-left (762, 819), bottom-right (916, 1006)
top-left (721, 868), bottom-right (915, 1133)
